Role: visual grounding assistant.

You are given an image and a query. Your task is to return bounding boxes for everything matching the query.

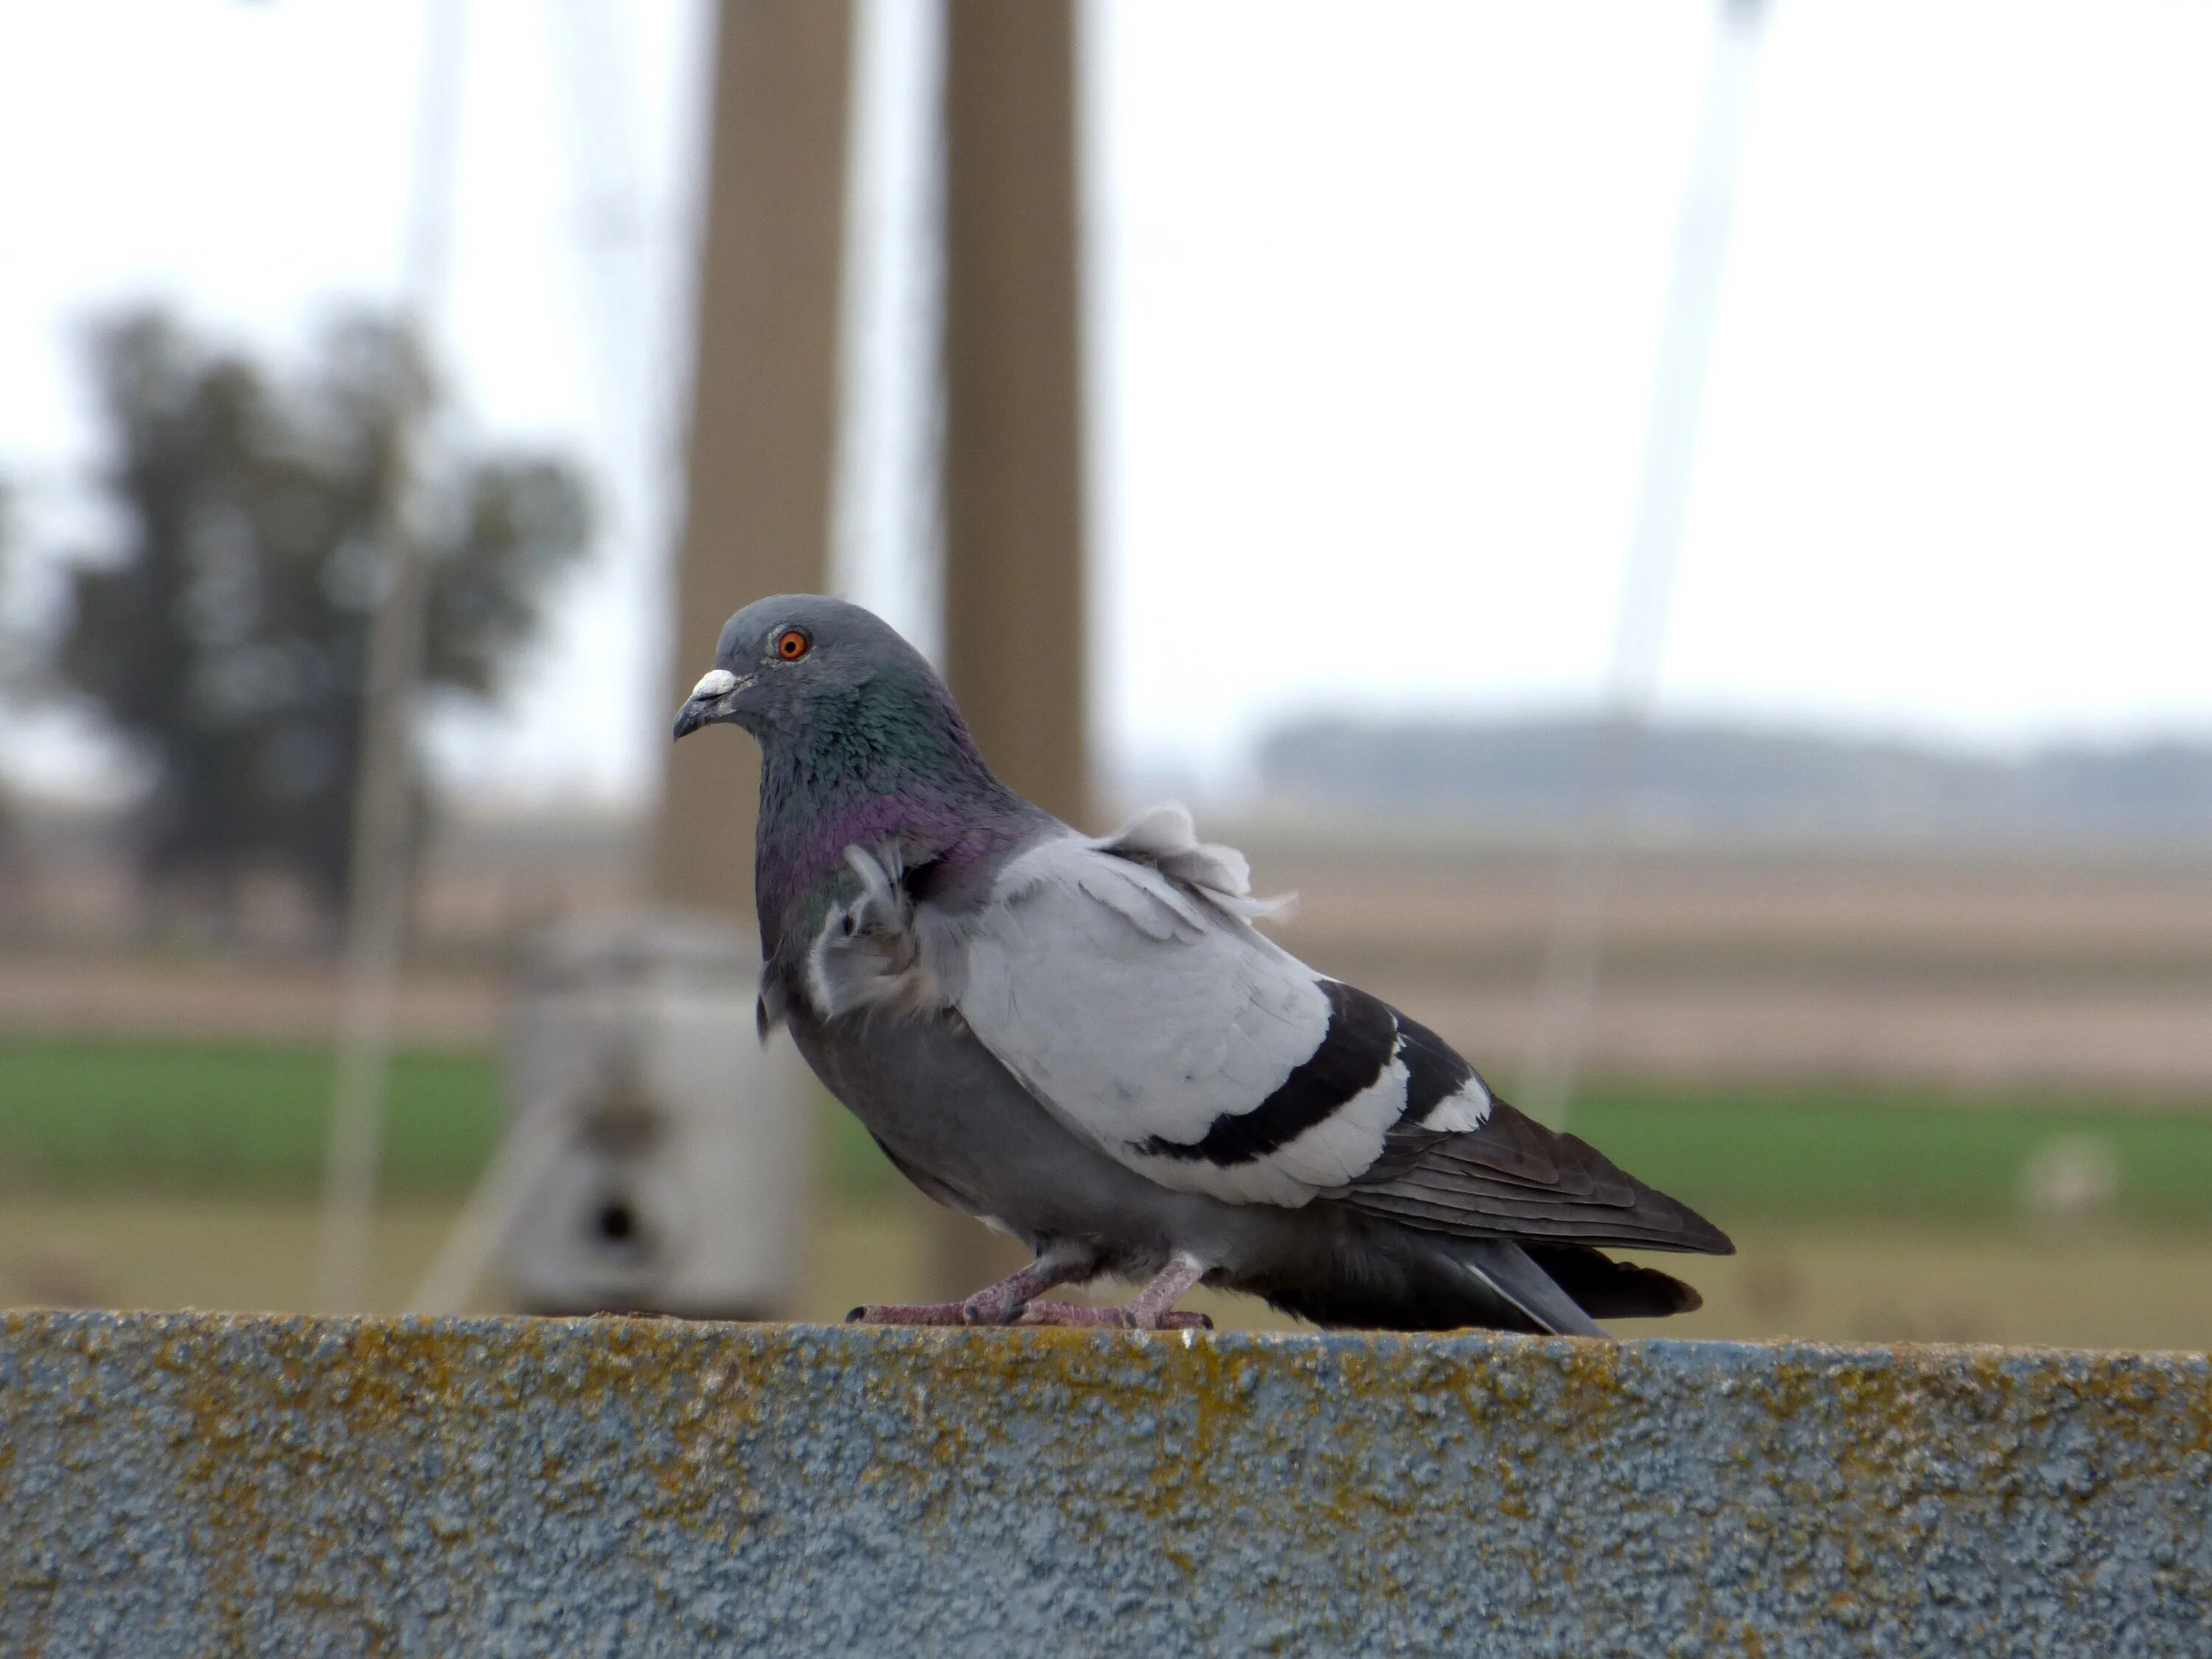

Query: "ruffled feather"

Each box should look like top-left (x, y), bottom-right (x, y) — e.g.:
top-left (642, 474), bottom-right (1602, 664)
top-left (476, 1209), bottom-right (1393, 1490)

top-left (1091, 802), bottom-right (1295, 922)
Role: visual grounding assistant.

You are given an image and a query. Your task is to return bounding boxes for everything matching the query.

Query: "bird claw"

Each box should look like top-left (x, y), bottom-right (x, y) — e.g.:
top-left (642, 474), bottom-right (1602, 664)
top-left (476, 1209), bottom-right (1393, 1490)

top-left (959, 1288), bottom-right (1023, 1325)
top-left (847, 1252), bottom-right (1212, 1332)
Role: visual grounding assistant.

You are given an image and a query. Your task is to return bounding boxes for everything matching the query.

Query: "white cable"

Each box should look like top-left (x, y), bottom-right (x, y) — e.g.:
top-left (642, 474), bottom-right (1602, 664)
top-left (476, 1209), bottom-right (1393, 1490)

top-left (1517, 0), bottom-right (1769, 1130)
top-left (316, 0), bottom-right (470, 1312)
top-left (399, 0), bottom-right (668, 1327)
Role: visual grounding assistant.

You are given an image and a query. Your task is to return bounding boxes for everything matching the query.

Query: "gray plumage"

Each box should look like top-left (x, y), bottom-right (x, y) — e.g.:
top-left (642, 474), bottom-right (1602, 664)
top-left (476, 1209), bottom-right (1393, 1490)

top-left (675, 595), bottom-right (1731, 1335)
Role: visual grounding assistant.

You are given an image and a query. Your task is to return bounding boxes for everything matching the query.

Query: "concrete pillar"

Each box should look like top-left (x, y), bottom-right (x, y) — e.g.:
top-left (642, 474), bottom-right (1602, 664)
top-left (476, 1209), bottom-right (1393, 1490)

top-left (655, 0), bottom-right (855, 917)
top-left (932, 0), bottom-right (1088, 1295)
top-left (940, 0), bottom-right (1089, 832)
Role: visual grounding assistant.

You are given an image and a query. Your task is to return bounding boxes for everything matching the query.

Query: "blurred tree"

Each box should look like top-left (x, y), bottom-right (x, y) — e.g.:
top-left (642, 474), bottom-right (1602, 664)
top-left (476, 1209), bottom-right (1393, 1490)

top-left (44, 307), bottom-right (590, 928)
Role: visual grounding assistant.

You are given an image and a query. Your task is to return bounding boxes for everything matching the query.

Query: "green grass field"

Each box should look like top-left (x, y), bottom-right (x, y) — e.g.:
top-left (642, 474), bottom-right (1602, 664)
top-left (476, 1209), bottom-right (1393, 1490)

top-left (3, 1035), bottom-right (2211, 1224)
top-left (0, 1038), bottom-right (498, 1190)
top-left (1568, 1081), bottom-right (2212, 1223)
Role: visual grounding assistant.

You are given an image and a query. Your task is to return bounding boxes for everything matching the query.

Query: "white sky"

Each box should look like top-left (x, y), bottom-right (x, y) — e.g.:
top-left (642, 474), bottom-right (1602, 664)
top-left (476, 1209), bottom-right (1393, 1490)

top-left (1, 0), bottom-right (2208, 807)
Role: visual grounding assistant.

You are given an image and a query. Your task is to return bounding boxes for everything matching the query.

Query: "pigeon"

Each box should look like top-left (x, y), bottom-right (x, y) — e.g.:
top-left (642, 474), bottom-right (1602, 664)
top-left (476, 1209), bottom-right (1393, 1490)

top-left (674, 595), bottom-right (1732, 1335)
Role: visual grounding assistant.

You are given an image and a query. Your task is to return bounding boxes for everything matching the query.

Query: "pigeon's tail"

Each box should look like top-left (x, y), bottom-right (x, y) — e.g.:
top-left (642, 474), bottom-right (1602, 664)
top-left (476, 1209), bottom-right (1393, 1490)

top-left (1519, 1242), bottom-right (1703, 1321)
top-left (1251, 1220), bottom-right (1709, 1335)
top-left (1446, 1239), bottom-right (1609, 1338)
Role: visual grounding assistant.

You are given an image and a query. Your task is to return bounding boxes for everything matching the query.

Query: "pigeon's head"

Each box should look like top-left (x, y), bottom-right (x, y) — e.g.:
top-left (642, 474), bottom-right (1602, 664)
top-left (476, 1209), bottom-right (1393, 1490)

top-left (671, 594), bottom-right (940, 743)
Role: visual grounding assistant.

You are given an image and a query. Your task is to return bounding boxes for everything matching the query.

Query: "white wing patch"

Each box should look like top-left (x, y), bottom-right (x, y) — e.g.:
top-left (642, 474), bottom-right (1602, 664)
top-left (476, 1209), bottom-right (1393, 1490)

top-left (1423, 1078), bottom-right (1492, 1133)
top-left (943, 807), bottom-right (1400, 1209)
top-left (955, 833), bottom-right (1326, 1147)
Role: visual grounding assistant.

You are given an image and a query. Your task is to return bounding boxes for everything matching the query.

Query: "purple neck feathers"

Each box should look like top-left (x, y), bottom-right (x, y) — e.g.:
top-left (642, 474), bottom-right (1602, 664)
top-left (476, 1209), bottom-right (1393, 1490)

top-left (748, 678), bottom-right (1046, 959)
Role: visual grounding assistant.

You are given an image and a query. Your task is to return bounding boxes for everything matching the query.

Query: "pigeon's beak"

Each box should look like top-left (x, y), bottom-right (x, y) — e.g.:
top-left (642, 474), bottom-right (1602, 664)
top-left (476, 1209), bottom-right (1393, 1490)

top-left (672, 667), bottom-right (752, 741)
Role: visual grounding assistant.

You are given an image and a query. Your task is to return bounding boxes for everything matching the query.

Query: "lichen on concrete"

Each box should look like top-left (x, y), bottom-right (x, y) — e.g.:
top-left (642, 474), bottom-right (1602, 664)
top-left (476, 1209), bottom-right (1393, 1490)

top-left (1, 1311), bottom-right (2208, 1655)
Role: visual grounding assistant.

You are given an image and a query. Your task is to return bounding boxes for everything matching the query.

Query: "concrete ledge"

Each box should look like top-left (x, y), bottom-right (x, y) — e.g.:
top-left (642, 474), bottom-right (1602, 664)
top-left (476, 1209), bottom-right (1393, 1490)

top-left (2, 1312), bottom-right (2208, 1657)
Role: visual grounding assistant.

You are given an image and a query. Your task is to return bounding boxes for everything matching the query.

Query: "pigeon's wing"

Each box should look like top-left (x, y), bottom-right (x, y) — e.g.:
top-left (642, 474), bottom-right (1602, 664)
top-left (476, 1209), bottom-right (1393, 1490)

top-left (946, 804), bottom-right (1734, 1251)
top-left (1340, 1100), bottom-right (1735, 1254)
top-left (943, 807), bottom-right (1466, 1206)
top-left (1327, 988), bottom-right (1729, 1253)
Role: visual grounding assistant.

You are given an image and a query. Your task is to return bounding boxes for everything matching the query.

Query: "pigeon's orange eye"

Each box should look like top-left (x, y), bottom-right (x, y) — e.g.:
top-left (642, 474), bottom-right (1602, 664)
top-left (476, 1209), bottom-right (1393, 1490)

top-left (775, 628), bottom-right (810, 661)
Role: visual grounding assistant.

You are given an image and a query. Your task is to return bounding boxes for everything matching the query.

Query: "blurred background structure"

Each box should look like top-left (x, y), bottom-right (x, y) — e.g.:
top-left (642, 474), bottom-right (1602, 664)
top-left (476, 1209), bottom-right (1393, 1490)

top-left (1, 0), bottom-right (2210, 1346)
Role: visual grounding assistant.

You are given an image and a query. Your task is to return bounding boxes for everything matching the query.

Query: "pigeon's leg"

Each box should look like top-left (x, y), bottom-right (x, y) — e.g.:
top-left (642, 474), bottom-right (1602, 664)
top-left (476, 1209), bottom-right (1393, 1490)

top-left (1020, 1252), bottom-right (1212, 1331)
top-left (846, 1243), bottom-right (1093, 1327)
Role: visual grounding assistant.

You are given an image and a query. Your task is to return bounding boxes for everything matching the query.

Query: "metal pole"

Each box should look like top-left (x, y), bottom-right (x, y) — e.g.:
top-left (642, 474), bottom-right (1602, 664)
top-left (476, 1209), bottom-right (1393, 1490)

top-left (933, 0), bottom-right (1089, 1295)
top-left (1517, 0), bottom-right (1768, 1130)
top-left (316, 0), bottom-right (470, 1312)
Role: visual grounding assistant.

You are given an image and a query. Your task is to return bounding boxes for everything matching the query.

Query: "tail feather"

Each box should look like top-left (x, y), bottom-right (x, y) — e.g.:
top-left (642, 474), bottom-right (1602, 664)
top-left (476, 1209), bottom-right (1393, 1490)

top-left (1253, 1208), bottom-right (1711, 1333)
top-left (1451, 1239), bottom-right (1608, 1338)
top-left (1521, 1242), bottom-right (1703, 1319)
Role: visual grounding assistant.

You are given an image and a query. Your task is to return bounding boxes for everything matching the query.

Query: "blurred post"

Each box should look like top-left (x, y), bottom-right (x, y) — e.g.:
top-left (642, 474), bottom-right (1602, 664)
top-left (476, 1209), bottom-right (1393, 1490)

top-left (933, 0), bottom-right (1089, 1295)
top-left (655, 0), bottom-right (856, 911)
top-left (316, 0), bottom-right (469, 1312)
top-left (399, 0), bottom-right (856, 1322)
top-left (1517, 0), bottom-right (1768, 1130)
top-left (536, 0), bottom-right (849, 1320)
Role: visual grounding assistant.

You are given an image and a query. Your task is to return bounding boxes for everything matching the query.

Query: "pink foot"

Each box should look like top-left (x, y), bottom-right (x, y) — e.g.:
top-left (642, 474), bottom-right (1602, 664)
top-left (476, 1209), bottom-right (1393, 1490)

top-left (845, 1287), bottom-right (1050, 1326)
top-left (1018, 1300), bottom-right (1213, 1332)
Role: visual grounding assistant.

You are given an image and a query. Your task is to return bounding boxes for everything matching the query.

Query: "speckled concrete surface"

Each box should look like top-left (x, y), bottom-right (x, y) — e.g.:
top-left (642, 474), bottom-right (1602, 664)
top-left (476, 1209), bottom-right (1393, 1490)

top-left (1, 1312), bottom-right (2207, 1657)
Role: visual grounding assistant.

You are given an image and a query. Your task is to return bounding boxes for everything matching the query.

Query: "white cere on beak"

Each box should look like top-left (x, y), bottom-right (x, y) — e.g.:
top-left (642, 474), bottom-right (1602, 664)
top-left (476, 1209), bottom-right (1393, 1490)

top-left (690, 668), bottom-right (738, 701)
